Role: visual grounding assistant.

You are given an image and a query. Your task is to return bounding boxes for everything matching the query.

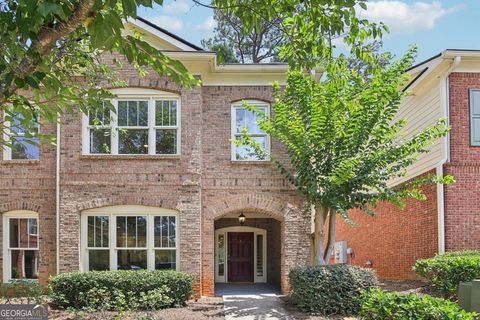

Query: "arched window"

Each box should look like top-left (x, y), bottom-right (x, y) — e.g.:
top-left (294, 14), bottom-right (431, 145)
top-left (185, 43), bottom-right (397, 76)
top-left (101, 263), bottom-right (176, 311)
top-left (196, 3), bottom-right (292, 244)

top-left (81, 205), bottom-right (179, 272)
top-left (82, 88), bottom-right (181, 155)
top-left (231, 100), bottom-right (270, 161)
top-left (2, 211), bottom-right (39, 282)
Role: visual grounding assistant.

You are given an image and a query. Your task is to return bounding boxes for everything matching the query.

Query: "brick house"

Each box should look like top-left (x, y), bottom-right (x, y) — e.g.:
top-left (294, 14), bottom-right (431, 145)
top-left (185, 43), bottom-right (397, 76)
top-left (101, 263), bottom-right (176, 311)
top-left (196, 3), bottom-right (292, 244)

top-left (335, 50), bottom-right (480, 279)
top-left (0, 16), bottom-right (478, 296)
top-left (0, 18), bottom-right (310, 297)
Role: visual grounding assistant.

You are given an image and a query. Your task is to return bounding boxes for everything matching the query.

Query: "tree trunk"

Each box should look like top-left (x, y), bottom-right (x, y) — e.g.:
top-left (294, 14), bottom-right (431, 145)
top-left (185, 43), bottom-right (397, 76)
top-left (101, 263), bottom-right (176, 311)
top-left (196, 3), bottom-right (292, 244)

top-left (312, 206), bottom-right (337, 266)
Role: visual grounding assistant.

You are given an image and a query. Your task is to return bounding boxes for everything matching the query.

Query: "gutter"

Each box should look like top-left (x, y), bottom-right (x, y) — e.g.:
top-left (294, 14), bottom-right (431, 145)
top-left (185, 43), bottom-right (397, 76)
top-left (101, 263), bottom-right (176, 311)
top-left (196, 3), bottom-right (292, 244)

top-left (56, 119), bottom-right (61, 274)
top-left (437, 55), bottom-right (461, 254)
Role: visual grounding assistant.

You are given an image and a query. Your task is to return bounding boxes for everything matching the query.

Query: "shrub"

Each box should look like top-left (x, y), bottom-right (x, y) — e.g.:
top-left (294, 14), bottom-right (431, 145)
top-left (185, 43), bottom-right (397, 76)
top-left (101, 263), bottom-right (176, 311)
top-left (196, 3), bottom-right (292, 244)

top-left (413, 251), bottom-right (480, 297)
top-left (359, 288), bottom-right (478, 320)
top-left (289, 264), bottom-right (378, 315)
top-left (49, 270), bottom-right (194, 310)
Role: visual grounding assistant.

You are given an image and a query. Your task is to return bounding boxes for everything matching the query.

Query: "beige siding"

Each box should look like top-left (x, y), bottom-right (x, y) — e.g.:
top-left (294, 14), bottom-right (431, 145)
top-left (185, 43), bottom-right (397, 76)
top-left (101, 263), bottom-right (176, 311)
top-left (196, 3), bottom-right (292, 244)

top-left (390, 80), bottom-right (445, 185)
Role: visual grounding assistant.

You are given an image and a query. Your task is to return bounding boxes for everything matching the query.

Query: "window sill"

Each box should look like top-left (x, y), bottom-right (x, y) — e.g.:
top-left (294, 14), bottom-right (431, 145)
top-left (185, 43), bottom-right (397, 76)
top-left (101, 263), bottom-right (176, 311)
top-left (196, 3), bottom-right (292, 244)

top-left (80, 154), bottom-right (181, 160)
top-left (231, 160), bottom-right (271, 165)
top-left (0, 160), bottom-right (40, 165)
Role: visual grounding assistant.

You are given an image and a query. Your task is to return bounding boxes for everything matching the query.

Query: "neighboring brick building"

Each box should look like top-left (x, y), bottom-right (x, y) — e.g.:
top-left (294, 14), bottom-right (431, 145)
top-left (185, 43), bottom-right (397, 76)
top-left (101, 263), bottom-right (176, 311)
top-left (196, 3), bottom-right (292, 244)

top-left (335, 51), bottom-right (480, 279)
top-left (0, 17), bottom-right (478, 295)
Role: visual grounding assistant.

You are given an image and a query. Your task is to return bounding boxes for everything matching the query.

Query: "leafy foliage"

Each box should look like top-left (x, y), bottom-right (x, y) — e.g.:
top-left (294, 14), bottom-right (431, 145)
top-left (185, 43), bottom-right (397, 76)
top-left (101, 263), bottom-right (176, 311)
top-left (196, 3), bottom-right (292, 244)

top-left (0, 0), bottom-right (199, 147)
top-left (359, 288), bottom-right (478, 320)
top-left (238, 47), bottom-right (452, 221)
top-left (413, 251), bottom-right (480, 297)
top-left (49, 270), bottom-right (194, 310)
top-left (201, 9), bottom-right (286, 63)
top-left (289, 264), bottom-right (378, 315)
top-left (215, 0), bottom-right (386, 69)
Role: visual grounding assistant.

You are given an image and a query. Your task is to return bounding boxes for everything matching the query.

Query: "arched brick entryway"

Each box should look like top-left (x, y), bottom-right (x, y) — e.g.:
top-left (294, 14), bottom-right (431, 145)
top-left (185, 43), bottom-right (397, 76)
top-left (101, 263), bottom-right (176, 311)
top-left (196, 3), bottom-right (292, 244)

top-left (202, 194), bottom-right (310, 296)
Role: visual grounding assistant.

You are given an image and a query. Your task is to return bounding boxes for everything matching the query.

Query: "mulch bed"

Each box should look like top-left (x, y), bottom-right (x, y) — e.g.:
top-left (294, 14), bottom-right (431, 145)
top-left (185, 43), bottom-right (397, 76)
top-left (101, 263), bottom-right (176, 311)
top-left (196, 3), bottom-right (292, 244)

top-left (0, 297), bottom-right (225, 320)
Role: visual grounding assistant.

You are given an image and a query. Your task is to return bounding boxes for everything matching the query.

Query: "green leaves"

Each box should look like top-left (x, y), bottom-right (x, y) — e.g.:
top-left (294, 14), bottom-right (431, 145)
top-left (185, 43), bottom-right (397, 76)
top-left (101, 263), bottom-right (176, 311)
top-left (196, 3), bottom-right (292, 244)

top-left (0, 0), bottom-right (199, 147)
top-left (238, 46), bottom-right (452, 223)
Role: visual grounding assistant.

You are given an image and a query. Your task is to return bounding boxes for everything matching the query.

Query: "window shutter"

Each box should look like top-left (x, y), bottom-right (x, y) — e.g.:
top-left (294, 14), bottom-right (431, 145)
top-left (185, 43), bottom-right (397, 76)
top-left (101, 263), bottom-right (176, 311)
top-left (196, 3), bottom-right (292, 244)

top-left (470, 89), bottom-right (480, 146)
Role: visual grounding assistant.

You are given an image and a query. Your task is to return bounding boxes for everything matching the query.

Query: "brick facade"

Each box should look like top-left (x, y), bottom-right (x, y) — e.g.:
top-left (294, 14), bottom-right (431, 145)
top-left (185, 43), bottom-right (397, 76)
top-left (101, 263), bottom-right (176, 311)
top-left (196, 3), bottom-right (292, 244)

top-left (444, 72), bottom-right (480, 251)
top-left (0, 54), bottom-right (310, 296)
top-left (335, 171), bottom-right (438, 279)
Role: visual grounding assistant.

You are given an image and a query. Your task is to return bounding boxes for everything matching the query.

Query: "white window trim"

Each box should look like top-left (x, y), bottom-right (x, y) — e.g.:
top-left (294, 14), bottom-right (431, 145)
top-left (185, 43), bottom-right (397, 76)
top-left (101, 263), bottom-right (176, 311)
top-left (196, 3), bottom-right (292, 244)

top-left (2, 210), bottom-right (39, 282)
top-left (80, 205), bottom-right (180, 272)
top-left (2, 115), bottom-right (40, 161)
top-left (214, 226), bottom-right (267, 283)
top-left (82, 89), bottom-right (181, 156)
top-left (231, 101), bottom-right (271, 161)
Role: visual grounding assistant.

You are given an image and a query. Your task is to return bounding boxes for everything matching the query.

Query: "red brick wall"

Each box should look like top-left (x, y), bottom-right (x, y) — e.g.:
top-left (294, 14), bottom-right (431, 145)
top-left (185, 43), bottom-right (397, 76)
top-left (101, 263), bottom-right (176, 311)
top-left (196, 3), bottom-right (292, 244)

top-left (335, 170), bottom-right (439, 279)
top-left (444, 72), bottom-right (480, 250)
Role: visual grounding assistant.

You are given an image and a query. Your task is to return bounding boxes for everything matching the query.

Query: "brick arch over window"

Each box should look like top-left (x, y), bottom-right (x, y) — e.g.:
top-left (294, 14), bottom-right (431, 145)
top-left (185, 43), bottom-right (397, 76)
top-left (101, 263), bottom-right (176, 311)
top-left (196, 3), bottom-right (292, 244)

top-left (0, 201), bottom-right (41, 214)
top-left (76, 197), bottom-right (178, 212)
top-left (202, 193), bottom-right (310, 296)
top-left (231, 98), bottom-right (272, 105)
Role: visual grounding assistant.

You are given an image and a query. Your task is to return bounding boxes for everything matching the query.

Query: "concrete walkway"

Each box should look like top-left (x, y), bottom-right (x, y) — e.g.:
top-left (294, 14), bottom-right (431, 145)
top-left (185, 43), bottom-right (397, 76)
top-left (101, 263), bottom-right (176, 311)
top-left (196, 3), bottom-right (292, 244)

top-left (217, 284), bottom-right (295, 320)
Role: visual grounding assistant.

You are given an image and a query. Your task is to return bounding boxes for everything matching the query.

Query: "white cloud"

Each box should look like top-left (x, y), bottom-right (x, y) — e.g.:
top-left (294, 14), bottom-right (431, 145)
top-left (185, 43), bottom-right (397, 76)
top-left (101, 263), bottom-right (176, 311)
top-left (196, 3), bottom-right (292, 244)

top-left (149, 15), bottom-right (184, 32)
top-left (162, 0), bottom-right (191, 14)
top-left (194, 16), bottom-right (216, 32)
top-left (359, 1), bottom-right (461, 33)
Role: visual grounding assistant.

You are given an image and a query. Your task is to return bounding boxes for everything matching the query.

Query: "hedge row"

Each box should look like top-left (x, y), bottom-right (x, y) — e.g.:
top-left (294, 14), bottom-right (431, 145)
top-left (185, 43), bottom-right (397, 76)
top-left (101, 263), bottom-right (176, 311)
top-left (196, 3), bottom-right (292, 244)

top-left (289, 264), bottom-right (378, 315)
top-left (49, 270), bottom-right (194, 310)
top-left (413, 250), bottom-right (480, 297)
top-left (359, 288), bottom-right (478, 320)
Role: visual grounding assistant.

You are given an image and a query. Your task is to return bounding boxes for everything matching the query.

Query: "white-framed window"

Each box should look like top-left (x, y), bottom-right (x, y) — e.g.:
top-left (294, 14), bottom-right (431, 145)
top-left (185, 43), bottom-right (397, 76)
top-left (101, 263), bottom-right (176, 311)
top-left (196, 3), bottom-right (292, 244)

top-left (81, 205), bottom-right (179, 272)
top-left (2, 211), bottom-right (39, 282)
top-left (82, 88), bottom-right (180, 155)
top-left (2, 113), bottom-right (40, 160)
top-left (231, 101), bottom-right (270, 161)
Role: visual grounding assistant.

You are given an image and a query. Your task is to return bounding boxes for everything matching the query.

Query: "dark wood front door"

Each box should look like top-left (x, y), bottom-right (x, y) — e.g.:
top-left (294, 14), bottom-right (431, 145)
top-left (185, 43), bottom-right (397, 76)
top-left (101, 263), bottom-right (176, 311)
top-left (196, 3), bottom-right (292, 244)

top-left (228, 232), bottom-right (254, 282)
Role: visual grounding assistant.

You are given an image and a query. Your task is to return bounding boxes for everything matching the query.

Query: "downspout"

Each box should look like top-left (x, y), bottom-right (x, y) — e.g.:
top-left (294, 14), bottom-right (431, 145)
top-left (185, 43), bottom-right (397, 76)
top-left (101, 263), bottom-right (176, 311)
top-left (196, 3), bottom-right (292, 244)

top-left (437, 55), bottom-right (461, 254)
top-left (56, 119), bottom-right (61, 274)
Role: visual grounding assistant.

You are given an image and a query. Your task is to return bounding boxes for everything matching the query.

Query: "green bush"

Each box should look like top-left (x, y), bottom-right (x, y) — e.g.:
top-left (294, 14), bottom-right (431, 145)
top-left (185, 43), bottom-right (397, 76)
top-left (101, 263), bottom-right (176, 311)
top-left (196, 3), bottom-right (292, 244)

top-left (49, 270), bottom-right (194, 310)
top-left (289, 264), bottom-right (378, 315)
top-left (413, 251), bottom-right (480, 297)
top-left (359, 288), bottom-right (478, 320)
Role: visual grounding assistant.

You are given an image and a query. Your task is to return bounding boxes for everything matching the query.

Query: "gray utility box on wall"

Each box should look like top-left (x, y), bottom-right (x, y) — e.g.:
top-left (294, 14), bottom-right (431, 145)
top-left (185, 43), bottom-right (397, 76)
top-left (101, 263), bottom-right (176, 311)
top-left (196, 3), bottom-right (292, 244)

top-left (458, 279), bottom-right (480, 312)
top-left (334, 240), bottom-right (348, 264)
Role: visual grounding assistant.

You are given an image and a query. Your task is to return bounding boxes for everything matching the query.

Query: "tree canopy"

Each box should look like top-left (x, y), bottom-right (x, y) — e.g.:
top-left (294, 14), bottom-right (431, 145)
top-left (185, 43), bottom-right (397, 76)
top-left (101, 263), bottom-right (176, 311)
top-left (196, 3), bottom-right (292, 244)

top-left (201, 9), bottom-right (286, 63)
top-left (236, 48), bottom-right (454, 264)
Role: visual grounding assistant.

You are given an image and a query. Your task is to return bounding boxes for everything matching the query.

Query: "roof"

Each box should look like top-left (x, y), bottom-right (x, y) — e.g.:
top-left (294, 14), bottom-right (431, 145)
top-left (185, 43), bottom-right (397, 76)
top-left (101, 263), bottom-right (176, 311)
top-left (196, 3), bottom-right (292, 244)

top-left (133, 17), bottom-right (204, 51)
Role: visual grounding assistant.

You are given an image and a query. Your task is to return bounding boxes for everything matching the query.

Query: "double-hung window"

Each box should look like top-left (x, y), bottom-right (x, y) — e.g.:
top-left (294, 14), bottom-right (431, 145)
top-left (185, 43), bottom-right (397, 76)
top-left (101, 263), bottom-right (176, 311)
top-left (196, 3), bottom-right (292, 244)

top-left (231, 101), bottom-right (270, 161)
top-left (3, 211), bottom-right (39, 282)
top-left (82, 206), bottom-right (178, 272)
top-left (3, 113), bottom-right (40, 160)
top-left (470, 89), bottom-right (480, 146)
top-left (83, 90), bottom-right (180, 155)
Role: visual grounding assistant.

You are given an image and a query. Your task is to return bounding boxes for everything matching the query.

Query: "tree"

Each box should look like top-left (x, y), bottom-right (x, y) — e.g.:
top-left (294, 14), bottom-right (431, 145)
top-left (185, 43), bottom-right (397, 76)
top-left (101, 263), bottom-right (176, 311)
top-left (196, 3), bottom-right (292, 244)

top-left (0, 0), bottom-right (198, 145)
top-left (203, 43), bottom-right (238, 64)
top-left (1, 0), bottom-right (383, 146)
top-left (236, 48), bottom-right (454, 265)
top-left (201, 10), bottom-right (286, 63)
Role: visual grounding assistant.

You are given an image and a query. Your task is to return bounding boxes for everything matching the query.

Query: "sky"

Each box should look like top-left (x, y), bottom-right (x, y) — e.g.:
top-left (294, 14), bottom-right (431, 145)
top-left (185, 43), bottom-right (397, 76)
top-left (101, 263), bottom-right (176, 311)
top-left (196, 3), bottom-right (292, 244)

top-left (139, 0), bottom-right (480, 63)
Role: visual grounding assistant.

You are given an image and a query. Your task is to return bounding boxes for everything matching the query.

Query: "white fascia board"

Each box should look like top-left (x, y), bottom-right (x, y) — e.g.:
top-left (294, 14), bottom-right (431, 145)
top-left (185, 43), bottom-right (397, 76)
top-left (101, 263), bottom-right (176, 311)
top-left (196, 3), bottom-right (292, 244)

top-left (128, 18), bottom-right (197, 51)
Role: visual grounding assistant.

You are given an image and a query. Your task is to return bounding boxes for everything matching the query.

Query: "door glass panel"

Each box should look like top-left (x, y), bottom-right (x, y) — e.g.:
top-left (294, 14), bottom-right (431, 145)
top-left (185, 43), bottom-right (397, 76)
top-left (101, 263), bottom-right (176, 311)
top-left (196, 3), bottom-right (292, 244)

top-left (218, 234), bottom-right (225, 277)
top-left (256, 234), bottom-right (264, 277)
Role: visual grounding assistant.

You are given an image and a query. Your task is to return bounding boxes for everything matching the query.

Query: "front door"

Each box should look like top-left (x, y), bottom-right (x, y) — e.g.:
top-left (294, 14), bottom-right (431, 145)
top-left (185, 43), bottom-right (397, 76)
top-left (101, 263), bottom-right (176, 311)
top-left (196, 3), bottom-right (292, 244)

top-left (227, 232), bottom-right (254, 282)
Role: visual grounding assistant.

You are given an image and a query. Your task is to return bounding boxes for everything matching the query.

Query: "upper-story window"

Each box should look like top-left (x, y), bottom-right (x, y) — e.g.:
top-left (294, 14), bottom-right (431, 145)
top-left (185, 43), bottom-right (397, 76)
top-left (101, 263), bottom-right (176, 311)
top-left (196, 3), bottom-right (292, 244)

top-left (231, 101), bottom-right (270, 161)
top-left (83, 88), bottom-right (180, 155)
top-left (2, 113), bottom-right (40, 160)
top-left (470, 89), bottom-right (480, 146)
